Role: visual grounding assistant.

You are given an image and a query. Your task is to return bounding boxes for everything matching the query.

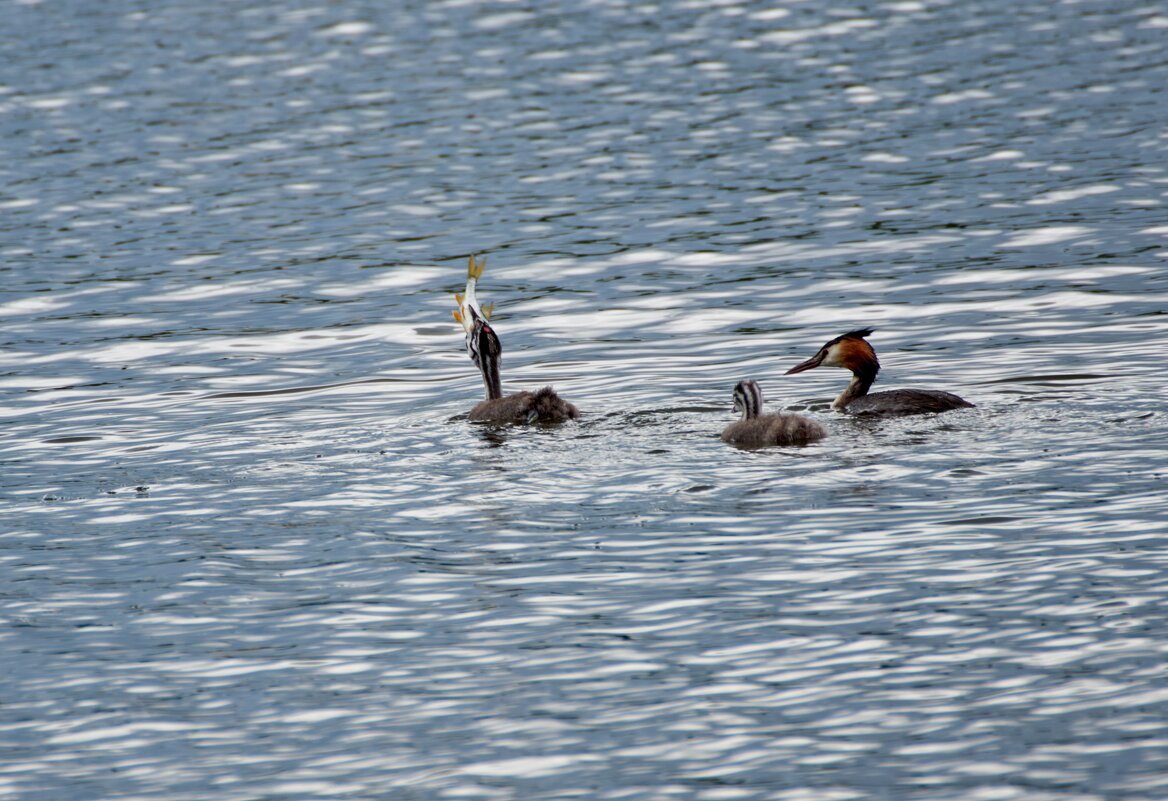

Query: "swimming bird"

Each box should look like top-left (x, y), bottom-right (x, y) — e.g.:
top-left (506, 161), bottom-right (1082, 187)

top-left (721, 379), bottom-right (826, 447)
top-left (785, 328), bottom-right (973, 416)
top-left (454, 256), bottom-right (578, 424)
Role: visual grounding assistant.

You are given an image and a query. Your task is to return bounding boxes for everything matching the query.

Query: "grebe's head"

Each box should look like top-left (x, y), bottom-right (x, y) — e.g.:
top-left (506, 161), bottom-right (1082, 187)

top-left (786, 328), bottom-right (879, 376)
top-left (455, 301), bottom-right (482, 335)
top-left (732, 379), bottom-right (764, 420)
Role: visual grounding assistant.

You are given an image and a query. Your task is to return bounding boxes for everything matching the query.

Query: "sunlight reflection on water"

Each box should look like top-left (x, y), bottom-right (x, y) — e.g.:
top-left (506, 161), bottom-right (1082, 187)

top-left (3, 0), bottom-right (1168, 799)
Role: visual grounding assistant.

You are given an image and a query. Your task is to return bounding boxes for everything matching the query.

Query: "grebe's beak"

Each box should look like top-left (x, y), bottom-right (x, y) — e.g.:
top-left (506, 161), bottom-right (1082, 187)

top-left (786, 351), bottom-right (825, 375)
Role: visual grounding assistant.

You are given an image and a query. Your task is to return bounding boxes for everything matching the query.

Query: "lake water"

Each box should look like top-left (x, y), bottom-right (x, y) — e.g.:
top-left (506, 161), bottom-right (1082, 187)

top-left (3, 1), bottom-right (1168, 799)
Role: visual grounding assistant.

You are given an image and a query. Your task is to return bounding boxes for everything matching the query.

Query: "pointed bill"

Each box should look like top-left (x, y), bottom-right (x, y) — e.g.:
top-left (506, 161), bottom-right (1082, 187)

top-left (786, 351), bottom-right (825, 374)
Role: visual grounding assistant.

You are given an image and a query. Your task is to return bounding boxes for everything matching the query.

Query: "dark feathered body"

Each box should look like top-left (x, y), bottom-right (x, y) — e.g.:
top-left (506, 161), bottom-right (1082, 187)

top-left (721, 414), bottom-right (826, 448)
top-left (721, 379), bottom-right (826, 448)
top-left (469, 386), bottom-right (579, 424)
top-left (842, 388), bottom-right (973, 416)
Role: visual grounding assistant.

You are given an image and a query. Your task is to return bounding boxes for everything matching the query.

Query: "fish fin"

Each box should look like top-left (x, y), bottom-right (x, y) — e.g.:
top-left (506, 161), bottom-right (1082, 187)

top-left (453, 309), bottom-right (463, 324)
top-left (482, 302), bottom-right (494, 320)
top-left (468, 253), bottom-right (486, 280)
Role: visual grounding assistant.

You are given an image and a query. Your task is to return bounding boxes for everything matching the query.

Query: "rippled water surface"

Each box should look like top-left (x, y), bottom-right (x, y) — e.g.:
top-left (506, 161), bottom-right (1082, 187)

top-left (4, 1), bottom-right (1168, 799)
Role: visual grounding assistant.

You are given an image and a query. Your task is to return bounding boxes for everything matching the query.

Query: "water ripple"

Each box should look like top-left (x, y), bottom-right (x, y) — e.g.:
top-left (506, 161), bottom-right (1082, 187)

top-left (3, 0), bottom-right (1168, 799)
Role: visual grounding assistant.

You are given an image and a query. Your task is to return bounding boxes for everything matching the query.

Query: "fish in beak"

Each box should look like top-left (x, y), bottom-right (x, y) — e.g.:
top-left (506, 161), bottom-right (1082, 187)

top-left (453, 254), bottom-right (493, 333)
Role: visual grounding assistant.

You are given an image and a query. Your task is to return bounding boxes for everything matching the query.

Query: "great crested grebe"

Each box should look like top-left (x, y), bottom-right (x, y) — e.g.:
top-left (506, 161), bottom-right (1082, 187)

top-left (721, 379), bottom-right (827, 447)
top-left (454, 255), bottom-right (578, 424)
top-left (785, 328), bottom-right (974, 416)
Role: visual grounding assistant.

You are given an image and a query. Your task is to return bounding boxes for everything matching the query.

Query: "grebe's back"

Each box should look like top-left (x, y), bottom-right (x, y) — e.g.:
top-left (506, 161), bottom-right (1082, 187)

top-left (843, 388), bottom-right (972, 417)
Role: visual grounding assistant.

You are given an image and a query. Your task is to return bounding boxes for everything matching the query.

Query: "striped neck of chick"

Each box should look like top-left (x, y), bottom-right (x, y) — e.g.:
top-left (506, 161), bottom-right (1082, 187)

top-left (733, 379), bottom-right (765, 421)
top-left (469, 319), bottom-right (504, 401)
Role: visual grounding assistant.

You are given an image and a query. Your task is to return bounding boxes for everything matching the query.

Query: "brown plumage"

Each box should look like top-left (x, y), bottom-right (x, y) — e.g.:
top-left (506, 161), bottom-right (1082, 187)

top-left (786, 327), bottom-right (974, 416)
top-left (465, 319), bottom-right (578, 425)
top-left (721, 379), bottom-right (826, 448)
top-left (469, 386), bottom-right (579, 424)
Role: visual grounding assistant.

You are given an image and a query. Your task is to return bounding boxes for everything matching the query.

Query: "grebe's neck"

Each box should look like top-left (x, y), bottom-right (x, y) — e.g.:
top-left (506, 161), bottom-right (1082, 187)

top-left (472, 322), bottom-right (504, 401)
top-left (833, 362), bottom-right (878, 410)
top-left (480, 352), bottom-right (502, 400)
top-left (738, 380), bottom-right (763, 420)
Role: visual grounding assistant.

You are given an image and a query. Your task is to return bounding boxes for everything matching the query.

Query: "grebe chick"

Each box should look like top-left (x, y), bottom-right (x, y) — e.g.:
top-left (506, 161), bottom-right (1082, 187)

top-left (721, 379), bottom-right (826, 448)
top-left (785, 328), bottom-right (973, 416)
top-left (466, 318), bottom-right (578, 424)
top-left (453, 255), bottom-right (577, 425)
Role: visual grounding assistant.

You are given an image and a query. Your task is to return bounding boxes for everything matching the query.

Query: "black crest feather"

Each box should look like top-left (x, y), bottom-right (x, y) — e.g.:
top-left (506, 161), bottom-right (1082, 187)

top-left (825, 327), bottom-right (875, 348)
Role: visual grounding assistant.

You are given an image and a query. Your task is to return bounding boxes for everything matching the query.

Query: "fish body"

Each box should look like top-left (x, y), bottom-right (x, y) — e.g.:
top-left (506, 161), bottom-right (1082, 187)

top-left (453, 254), bottom-right (493, 333)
